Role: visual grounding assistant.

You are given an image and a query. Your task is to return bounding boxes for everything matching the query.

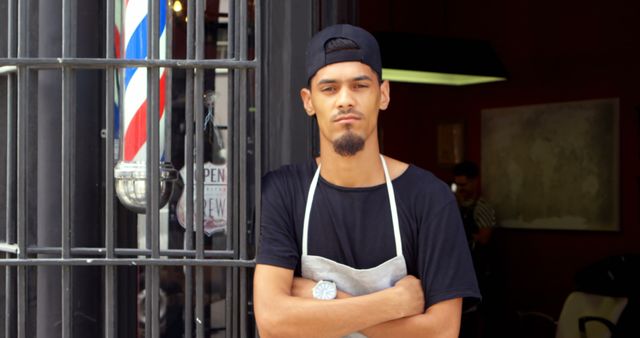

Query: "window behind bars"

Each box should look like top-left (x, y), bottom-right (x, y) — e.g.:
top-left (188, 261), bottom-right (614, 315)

top-left (0, 1), bottom-right (260, 337)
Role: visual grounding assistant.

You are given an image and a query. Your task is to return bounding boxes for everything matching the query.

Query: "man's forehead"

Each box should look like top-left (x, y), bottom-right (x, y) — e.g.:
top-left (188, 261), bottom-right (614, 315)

top-left (311, 61), bottom-right (377, 84)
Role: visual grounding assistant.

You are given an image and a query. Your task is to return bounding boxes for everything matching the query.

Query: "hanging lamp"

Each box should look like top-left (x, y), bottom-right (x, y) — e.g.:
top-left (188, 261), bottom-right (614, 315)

top-left (374, 32), bottom-right (508, 86)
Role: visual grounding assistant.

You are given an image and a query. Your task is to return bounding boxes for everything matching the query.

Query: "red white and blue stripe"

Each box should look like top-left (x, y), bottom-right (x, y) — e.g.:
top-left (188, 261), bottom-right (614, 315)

top-left (123, 0), bottom-right (167, 162)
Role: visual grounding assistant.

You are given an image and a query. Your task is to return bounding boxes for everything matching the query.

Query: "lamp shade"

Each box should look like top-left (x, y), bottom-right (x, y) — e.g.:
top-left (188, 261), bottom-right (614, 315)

top-left (374, 32), bottom-right (508, 86)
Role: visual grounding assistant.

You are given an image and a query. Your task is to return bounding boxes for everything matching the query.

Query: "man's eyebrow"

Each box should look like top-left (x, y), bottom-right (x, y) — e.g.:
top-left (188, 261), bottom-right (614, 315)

top-left (353, 75), bottom-right (373, 82)
top-left (316, 79), bottom-right (338, 85)
top-left (316, 75), bottom-right (373, 85)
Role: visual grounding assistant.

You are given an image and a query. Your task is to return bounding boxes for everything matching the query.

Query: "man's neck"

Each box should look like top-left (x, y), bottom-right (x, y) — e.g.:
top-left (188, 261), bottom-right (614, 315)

top-left (316, 139), bottom-right (385, 188)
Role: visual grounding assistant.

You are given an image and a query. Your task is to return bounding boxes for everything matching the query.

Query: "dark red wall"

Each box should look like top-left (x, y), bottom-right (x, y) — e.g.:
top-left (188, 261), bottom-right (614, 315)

top-left (360, 0), bottom-right (640, 317)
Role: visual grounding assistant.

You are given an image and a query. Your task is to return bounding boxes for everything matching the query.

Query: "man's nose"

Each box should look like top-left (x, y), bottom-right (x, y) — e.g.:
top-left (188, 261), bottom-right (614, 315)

top-left (336, 87), bottom-right (355, 109)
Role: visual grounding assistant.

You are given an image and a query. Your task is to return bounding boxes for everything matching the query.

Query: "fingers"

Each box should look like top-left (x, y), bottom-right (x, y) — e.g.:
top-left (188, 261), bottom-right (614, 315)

top-left (393, 275), bottom-right (425, 317)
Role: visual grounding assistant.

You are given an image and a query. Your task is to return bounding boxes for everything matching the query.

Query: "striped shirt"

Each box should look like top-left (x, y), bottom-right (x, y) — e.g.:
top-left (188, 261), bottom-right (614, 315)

top-left (473, 198), bottom-right (496, 229)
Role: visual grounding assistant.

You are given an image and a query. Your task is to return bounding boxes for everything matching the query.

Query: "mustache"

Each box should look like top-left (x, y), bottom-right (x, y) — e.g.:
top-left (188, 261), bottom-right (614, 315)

top-left (330, 108), bottom-right (364, 122)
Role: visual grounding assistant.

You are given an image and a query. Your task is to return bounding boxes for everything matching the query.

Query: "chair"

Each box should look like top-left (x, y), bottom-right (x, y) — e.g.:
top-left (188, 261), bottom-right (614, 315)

top-left (520, 291), bottom-right (628, 338)
top-left (558, 291), bottom-right (628, 338)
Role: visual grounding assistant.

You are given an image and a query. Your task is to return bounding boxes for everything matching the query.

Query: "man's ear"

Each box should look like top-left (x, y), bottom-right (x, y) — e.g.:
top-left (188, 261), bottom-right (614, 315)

top-left (379, 80), bottom-right (390, 110)
top-left (300, 88), bottom-right (315, 116)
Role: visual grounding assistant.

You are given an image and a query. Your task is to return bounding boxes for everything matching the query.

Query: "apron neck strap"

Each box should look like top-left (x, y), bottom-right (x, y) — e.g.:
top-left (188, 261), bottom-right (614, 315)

top-left (302, 166), bottom-right (321, 256)
top-left (302, 155), bottom-right (403, 257)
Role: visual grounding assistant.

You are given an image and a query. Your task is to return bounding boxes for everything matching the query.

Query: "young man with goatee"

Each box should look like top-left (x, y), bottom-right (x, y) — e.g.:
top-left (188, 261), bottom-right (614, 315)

top-left (254, 24), bottom-right (480, 338)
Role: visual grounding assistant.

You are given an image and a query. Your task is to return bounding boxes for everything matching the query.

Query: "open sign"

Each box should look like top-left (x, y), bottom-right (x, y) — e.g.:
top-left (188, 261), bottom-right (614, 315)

top-left (177, 162), bottom-right (227, 236)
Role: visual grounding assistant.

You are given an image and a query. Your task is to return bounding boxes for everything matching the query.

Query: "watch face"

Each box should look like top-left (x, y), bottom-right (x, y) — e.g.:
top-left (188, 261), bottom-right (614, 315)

top-left (313, 281), bottom-right (337, 300)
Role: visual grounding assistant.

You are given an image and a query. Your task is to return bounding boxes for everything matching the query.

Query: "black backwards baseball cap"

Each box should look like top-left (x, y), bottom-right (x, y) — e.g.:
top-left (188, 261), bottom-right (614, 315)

top-left (305, 24), bottom-right (382, 84)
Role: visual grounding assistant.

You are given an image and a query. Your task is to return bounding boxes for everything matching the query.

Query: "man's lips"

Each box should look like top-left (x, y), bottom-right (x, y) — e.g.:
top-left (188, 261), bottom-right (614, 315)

top-left (333, 114), bottom-right (362, 123)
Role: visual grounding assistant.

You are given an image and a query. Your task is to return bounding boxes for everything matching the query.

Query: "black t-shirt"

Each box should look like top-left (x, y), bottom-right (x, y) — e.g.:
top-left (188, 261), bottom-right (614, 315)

top-left (256, 160), bottom-right (481, 308)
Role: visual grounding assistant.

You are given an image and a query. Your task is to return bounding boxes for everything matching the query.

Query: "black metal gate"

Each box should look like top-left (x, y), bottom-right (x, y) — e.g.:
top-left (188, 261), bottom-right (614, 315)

top-left (0, 1), bottom-right (260, 337)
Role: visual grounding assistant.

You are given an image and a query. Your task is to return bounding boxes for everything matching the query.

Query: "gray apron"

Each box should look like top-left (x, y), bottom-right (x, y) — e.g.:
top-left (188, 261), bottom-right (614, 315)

top-left (301, 155), bottom-right (408, 338)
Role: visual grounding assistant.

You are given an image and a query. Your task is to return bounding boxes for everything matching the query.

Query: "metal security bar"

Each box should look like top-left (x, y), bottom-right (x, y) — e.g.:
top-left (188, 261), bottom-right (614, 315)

top-left (0, 1), bottom-right (260, 337)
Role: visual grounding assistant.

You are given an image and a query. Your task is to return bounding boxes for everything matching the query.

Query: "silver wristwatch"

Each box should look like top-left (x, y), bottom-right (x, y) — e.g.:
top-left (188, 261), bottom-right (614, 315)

top-left (312, 280), bottom-right (337, 300)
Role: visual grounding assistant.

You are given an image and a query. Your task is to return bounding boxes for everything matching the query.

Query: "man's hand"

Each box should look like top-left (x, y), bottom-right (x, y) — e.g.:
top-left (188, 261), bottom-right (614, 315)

top-left (391, 275), bottom-right (425, 317)
top-left (291, 275), bottom-right (425, 316)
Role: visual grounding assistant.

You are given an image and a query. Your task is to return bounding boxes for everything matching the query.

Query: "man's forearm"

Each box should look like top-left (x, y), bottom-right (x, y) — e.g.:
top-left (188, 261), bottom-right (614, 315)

top-left (254, 265), bottom-right (423, 338)
top-left (362, 298), bottom-right (462, 338)
top-left (288, 276), bottom-right (461, 338)
top-left (257, 287), bottom-right (412, 338)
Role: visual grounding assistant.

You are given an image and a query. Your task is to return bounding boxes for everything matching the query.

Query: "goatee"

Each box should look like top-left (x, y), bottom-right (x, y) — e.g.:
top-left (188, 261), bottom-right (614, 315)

top-left (333, 132), bottom-right (365, 157)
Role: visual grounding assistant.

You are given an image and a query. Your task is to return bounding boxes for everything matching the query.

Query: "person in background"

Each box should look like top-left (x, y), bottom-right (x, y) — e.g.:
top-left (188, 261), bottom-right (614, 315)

top-left (452, 161), bottom-right (496, 250)
top-left (453, 160), bottom-right (498, 338)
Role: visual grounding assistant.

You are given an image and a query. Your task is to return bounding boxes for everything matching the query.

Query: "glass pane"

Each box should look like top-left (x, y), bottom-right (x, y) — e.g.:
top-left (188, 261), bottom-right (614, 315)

top-left (248, 0), bottom-right (256, 60)
top-left (169, 69), bottom-right (231, 251)
top-left (0, 76), bottom-right (7, 236)
top-left (246, 68), bottom-right (257, 259)
top-left (135, 265), bottom-right (230, 337)
top-left (215, 0), bottom-right (231, 60)
top-left (0, 1), bottom-right (7, 58)
top-left (35, 266), bottom-right (62, 337)
top-left (0, 265), bottom-right (5, 335)
top-left (70, 69), bottom-right (104, 250)
top-left (116, 265), bottom-right (139, 337)
top-left (72, 266), bottom-right (103, 335)
top-left (170, 0), bottom-right (230, 60)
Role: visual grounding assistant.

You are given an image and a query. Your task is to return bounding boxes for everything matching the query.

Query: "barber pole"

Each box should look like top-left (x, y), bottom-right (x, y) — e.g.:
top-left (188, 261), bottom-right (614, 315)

top-left (114, 1), bottom-right (176, 214)
top-left (123, 0), bottom-right (167, 161)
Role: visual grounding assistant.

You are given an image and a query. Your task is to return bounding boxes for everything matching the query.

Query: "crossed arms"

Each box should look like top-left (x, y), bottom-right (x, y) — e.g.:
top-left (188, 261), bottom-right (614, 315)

top-left (253, 264), bottom-right (462, 338)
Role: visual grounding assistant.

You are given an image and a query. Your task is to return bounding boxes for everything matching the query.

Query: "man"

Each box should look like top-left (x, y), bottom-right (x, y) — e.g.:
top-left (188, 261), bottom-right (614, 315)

top-left (254, 24), bottom-right (480, 338)
top-left (452, 161), bottom-right (496, 250)
top-left (452, 161), bottom-right (497, 338)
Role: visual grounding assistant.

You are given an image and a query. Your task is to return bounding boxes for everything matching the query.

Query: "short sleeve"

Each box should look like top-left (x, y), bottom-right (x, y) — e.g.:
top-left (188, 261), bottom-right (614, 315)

top-left (474, 199), bottom-right (496, 229)
top-left (417, 196), bottom-right (481, 308)
top-left (255, 171), bottom-right (300, 270)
